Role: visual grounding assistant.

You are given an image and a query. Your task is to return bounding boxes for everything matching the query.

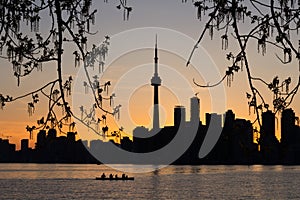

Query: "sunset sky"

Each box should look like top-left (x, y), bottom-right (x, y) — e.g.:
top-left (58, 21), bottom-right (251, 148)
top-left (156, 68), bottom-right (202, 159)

top-left (0, 0), bottom-right (299, 149)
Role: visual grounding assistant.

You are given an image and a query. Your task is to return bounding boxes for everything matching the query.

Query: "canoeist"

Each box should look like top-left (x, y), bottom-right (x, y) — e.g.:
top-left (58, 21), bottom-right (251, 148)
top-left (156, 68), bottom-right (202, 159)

top-left (122, 174), bottom-right (126, 179)
top-left (101, 173), bottom-right (106, 179)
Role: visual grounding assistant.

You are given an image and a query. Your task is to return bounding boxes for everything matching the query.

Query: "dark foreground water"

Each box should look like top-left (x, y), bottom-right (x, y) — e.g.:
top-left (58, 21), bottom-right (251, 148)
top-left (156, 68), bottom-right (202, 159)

top-left (0, 164), bottom-right (299, 199)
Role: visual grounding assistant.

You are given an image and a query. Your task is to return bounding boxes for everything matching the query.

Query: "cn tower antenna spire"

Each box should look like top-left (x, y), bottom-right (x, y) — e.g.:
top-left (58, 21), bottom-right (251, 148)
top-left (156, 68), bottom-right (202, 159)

top-left (151, 34), bottom-right (162, 131)
top-left (154, 34), bottom-right (158, 76)
top-left (156, 34), bottom-right (157, 49)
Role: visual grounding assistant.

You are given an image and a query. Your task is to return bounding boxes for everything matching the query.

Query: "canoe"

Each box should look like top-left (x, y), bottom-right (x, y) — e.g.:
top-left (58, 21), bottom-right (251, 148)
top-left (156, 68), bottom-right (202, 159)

top-left (95, 177), bottom-right (134, 181)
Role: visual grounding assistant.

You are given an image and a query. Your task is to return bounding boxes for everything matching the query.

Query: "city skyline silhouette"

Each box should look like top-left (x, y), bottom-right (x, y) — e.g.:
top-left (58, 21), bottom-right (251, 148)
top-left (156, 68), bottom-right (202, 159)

top-left (1, 38), bottom-right (300, 164)
top-left (1, 1), bottom-right (300, 200)
top-left (1, 100), bottom-right (300, 164)
top-left (1, 1), bottom-right (300, 149)
top-left (1, 33), bottom-right (300, 165)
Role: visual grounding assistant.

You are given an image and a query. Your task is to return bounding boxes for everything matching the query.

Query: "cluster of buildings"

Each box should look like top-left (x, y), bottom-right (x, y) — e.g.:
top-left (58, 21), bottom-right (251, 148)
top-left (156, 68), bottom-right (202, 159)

top-left (0, 129), bottom-right (97, 163)
top-left (1, 36), bottom-right (300, 164)
top-left (116, 97), bottom-right (300, 165)
top-left (1, 101), bottom-right (300, 164)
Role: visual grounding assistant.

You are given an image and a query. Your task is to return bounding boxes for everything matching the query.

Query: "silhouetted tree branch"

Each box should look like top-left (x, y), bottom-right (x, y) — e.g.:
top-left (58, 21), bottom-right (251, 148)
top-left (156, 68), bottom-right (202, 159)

top-left (185, 0), bottom-right (300, 136)
top-left (0, 0), bottom-right (126, 139)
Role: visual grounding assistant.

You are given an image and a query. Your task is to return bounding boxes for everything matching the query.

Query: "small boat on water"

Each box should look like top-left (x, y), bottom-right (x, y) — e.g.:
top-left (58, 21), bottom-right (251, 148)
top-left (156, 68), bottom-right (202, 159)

top-left (95, 177), bottom-right (134, 181)
top-left (96, 173), bottom-right (134, 181)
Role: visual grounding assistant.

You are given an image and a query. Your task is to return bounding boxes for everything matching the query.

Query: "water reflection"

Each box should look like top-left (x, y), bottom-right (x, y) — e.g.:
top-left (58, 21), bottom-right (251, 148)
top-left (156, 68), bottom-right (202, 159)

top-left (0, 164), bottom-right (300, 199)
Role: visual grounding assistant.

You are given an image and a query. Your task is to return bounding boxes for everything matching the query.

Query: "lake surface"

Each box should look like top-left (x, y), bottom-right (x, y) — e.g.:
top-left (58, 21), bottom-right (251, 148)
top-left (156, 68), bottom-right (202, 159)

top-left (0, 164), bottom-right (299, 199)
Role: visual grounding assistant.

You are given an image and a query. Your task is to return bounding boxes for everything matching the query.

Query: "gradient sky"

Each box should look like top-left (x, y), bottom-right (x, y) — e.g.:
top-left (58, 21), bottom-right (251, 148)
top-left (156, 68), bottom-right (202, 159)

top-left (0, 0), bottom-right (299, 149)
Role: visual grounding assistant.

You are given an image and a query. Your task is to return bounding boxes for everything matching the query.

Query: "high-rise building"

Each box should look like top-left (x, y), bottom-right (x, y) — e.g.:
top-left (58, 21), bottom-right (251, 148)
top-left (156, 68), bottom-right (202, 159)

top-left (36, 130), bottom-right (46, 149)
top-left (132, 126), bottom-right (149, 153)
top-left (174, 106), bottom-right (186, 127)
top-left (206, 113), bottom-right (222, 128)
top-left (223, 110), bottom-right (235, 135)
top-left (281, 108), bottom-right (296, 145)
top-left (190, 96), bottom-right (200, 124)
top-left (47, 129), bottom-right (57, 139)
top-left (223, 110), bottom-right (235, 127)
top-left (133, 126), bottom-right (149, 138)
top-left (67, 132), bottom-right (76, 142)
top-left (234, 119), bottom-right (254, 144)
top-left (260, 110), bottom-right (280, 163)
top-left (261, 110), bottom-right (275, 137)
top-left (151, 35), bottom-right (162, 132)
top-left (21, 139), bottom-right (29, 151)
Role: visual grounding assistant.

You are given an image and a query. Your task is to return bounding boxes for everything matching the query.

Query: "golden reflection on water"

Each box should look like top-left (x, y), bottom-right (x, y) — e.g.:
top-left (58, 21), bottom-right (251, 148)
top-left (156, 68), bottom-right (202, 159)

top-left (1, 164), bottom-right (300, 199)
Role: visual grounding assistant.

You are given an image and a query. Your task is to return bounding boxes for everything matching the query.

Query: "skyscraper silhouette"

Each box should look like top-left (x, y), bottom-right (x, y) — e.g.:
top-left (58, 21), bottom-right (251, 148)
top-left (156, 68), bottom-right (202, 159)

top-left (36, 130), bottom-right (46, 150)
top-left (190, 96), bottom-right (200, 124)
top-left (174, 106), bottom-right (186, 127)
top-left (260, 110), bottom-right (280, 163)
top-left (151, 35), bottom-right (162, 131)
top-left (21, 139), bottom-right (29, 152)
top-left (261, 110), bottom-right (275, 137)
top-left (205, 113), bottom-right (222, 127)
top-left (281, 108), bottom-right (296, 145)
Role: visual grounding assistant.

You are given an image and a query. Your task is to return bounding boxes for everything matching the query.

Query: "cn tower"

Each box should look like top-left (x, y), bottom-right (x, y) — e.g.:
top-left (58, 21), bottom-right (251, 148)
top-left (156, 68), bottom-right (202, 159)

top-left (151, 35), bottom-right (162, 131)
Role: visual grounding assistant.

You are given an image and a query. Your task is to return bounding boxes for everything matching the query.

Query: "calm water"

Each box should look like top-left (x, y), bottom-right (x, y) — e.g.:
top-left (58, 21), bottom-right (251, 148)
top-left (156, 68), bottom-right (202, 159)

top-left (0, 164), bottom-right (300, 199)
